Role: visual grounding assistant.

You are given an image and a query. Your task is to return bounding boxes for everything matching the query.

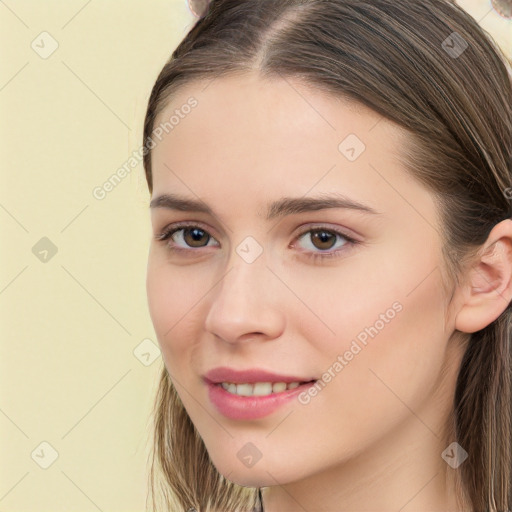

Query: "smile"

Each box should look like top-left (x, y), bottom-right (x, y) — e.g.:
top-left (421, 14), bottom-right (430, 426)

top-left (206, 380), bottom-right (318, 420)
top-left (219, 381), bottom-right (305, 396)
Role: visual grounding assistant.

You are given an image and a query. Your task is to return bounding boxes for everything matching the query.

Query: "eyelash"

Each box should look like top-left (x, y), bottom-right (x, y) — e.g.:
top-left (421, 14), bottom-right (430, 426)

top-left (154, 221), bottom-right (360, 262)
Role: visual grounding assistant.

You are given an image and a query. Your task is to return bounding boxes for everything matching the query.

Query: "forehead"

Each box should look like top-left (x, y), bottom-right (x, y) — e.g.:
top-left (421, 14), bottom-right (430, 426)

top-left (152, 73), bottom-right (401, 173)
top-left (153, 72), bottom-right (386, 144)
top-left (149, 73), bottom-right (434, 228)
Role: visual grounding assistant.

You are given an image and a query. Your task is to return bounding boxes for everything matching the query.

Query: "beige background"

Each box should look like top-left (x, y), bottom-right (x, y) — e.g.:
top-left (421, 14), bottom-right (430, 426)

top-left (0, 1), bottom-right (510, 511)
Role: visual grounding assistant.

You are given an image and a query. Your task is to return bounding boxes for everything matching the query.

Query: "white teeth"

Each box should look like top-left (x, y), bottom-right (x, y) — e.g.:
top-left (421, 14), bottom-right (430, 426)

top-left (272, 382), bottom-right (287, 393)
top-left (219, 381), bottom-right (306, 396)
top-left (236, 383), bottom-right (253, 396)
top-left (253, 382), bottom-right (273, 396)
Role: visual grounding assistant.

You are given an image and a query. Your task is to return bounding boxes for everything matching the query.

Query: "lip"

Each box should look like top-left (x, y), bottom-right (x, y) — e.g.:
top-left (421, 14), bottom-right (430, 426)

top-left (205, 379), bottom-right (317, 420)
top-left (203, 367), bottom-right (318, 420)
top-left (203, 366), bottom-right (315, 384)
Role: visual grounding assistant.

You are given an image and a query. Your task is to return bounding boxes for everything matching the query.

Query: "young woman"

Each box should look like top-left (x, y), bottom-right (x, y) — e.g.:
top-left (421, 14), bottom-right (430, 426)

top-left (142, 1), bottom-right (512, 510)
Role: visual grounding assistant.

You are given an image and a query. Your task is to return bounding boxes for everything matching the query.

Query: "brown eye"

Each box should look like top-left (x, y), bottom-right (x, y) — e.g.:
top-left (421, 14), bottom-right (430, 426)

top-left (182, 227), bottom-right (211, 248)
top-left (155, 224), bottom-right (219, 251)
top-left (309, 230), bottom-right (338, 250)
top-left (294, 226), bottom-right (357, 260)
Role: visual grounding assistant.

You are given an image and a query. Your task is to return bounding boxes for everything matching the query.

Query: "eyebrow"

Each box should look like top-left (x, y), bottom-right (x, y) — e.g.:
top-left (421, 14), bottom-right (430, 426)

top-left (149, 192), bottom-right (381, 220)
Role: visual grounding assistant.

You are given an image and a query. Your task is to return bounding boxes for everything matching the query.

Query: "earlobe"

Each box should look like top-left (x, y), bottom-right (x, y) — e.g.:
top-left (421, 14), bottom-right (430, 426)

top-left (454, 219), bottom-right (512, 334)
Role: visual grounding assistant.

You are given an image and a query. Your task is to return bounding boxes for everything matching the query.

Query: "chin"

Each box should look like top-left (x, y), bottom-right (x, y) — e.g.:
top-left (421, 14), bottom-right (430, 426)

top-left (224, 472), bottom-right (272, 488)
top-left (212, 462), bottom-right (275, 488)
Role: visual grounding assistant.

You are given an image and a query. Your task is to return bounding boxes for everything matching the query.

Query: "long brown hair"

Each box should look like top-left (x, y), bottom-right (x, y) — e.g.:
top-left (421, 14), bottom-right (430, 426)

top-left (142, 1), bottom-right (512, 510)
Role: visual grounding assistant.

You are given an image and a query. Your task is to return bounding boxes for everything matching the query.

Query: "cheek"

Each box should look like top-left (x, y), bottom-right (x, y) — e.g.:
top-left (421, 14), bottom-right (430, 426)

top-left (146, 256), bottom-right (193, 350)
top-left (296, 244), bottom-right (448, 407)
top-left (275, 252), bottom-right (411, 354)
top-left (316, 260), bottom-right (448, 433)
top-left (146, 254), bottom-right (213, 364)
top-left (146, 260), bottom-right (174, 336)
top-left (311, 243), bottom-right (444, 355)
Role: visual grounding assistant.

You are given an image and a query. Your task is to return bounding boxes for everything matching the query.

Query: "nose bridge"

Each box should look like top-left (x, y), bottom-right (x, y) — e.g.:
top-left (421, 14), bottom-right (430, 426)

top-left (220, 231), bottom-right (271, 297)
top-left (204, 240), bottom-right (283, 341)
top-left (215, 244), bottom-right (271, 313)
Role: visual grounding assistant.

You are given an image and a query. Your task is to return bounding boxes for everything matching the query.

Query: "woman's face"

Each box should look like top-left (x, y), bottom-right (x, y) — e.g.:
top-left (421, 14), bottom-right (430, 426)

top-left (146, 73), bottom-right (463, 492)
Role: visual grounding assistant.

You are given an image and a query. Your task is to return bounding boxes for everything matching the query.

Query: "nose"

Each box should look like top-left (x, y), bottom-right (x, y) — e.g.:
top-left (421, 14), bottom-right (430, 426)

top-left (204, 251), bottom-right (285, 344)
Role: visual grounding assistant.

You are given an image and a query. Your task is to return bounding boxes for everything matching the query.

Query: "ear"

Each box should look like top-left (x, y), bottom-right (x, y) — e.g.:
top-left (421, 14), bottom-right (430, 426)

top-left (455, 219), bottom-right (512, 334)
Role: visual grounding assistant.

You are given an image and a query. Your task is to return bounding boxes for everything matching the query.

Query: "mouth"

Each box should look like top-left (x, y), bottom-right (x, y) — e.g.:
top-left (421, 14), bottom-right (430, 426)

top-left (203, 367), bottom-right (317, 387)
top-left (202, 367), bottom-right (318, 419)
top-left (204, 377), bottom-right (319, 420)
top-left (216, 380), bottom-right (317, 397)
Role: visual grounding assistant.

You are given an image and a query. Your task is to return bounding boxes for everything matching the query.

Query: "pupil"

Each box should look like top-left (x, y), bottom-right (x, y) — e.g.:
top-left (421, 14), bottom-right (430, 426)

top-left (191, 229), bottom-right (203, 240)
top-left (313, 230), bottom-right (335, 250)
top-left (185, 228), bottom-right (208, 247)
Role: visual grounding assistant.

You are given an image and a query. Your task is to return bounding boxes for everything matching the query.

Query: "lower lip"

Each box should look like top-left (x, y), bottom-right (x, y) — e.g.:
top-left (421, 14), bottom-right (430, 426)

top-left (205, 380), bottom-right (317, 420)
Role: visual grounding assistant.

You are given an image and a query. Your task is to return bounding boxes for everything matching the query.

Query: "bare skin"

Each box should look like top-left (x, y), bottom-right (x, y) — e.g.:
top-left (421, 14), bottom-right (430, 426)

top-left (146, 72), bottom-right (512, 512)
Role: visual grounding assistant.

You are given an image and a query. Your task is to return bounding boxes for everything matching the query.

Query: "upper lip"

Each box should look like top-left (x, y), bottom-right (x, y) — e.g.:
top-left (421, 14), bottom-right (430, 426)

top-left (203, 367), bottom-right (316, 384)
